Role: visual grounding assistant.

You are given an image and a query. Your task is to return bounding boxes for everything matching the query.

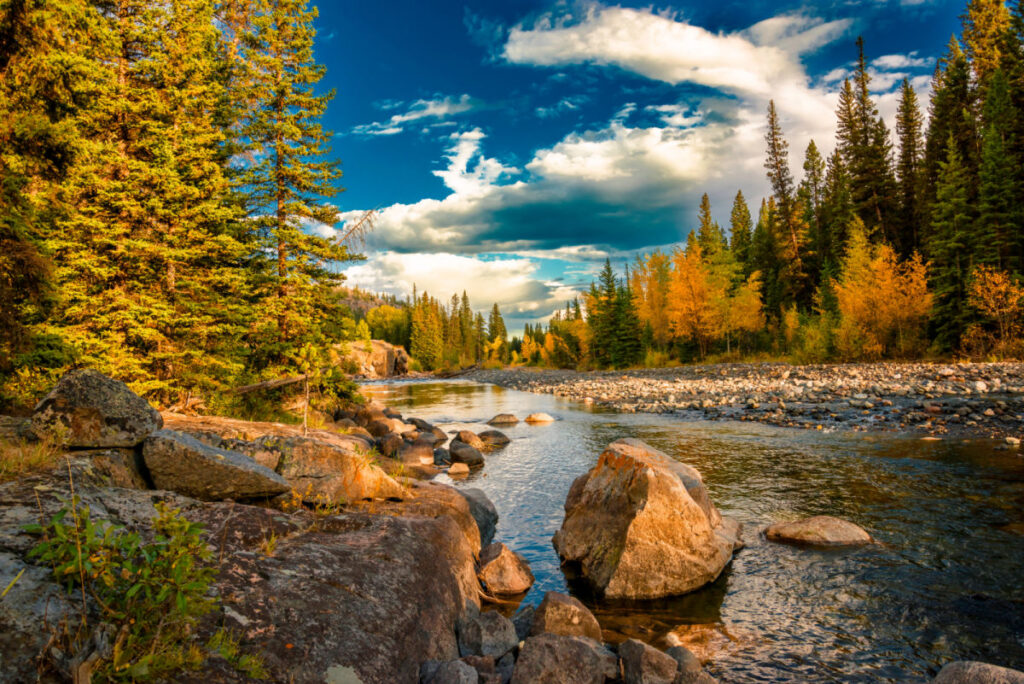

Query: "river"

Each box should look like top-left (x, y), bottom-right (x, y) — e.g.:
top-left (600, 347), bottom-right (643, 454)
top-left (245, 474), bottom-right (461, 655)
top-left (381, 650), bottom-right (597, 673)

top-left (362, 379), bottom-right (1024, 683)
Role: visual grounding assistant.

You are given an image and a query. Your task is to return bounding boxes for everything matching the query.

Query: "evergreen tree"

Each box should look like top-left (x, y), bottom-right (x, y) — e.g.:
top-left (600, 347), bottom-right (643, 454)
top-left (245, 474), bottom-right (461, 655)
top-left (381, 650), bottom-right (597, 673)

top-left (798, 140), bottom-right (825, 277)
top-left (473, 313), bottom-right (486, 361)
top-left (977, 68), bottom-right (1018, 271)
top-left (929, 139), bottom-right (974, 348)
top-left (895, 78), bottom-right (925, 255)
top-left (487, 303), bottom-right (508, 363)
top-left (587, 259), bottom-right (619, 368)
top-left (241, 0), bottom-right (353, 358)
top-left (962, 0), bottom-right (1012, 88)
top-left (696, 193), bottom-right (725, 256)
top-left (612, 281), bottom-right (643, 367)
top-left (763, 101), bottom-right (809, 307)
top-left (819, 151), bottom-right (857, 272)
top-left (728, 190), bottom-right (753, 273)
top-left (750, 198), bottom-right (782, 317)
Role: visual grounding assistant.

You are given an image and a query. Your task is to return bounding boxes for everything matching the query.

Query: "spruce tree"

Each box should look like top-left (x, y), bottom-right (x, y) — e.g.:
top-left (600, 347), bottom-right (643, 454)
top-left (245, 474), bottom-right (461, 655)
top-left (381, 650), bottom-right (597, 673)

top-left (929, 139), bottom-right (974, 348)
top-left (820, 151), bottom-right (857, 271)
top-left (613, 281), bottom-right (643, 367)
top-left (696, 193), bottom-right (725, 256)
top-left (764, 101), bottom-right (809, 307)
top-left (487, 303), bottom-right (508, 363)
top-left (241, 0), bottom-right (353, 360)
top-left (588, 260), bottom-right (619, 368)
top-left (798, 140), bottom-right (825, 279)
top-left (977, 68), bottom-right (1018, 271)
top-left (750, 198), bottom-right (783, 317)
top-left (895, 78), bottom-right (925, 256)
top-left (729, 191), bottom-right (753, 275)
top-left (962, 0), bottom-right (1012, 88)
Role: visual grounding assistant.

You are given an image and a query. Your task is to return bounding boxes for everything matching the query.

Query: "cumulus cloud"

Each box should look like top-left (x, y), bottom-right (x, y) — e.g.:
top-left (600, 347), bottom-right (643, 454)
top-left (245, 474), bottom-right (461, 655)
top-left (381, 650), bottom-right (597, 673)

top-left (873, 52), bottom-right (934, 70)
top-left (352, 94), bottom-right (480, 136)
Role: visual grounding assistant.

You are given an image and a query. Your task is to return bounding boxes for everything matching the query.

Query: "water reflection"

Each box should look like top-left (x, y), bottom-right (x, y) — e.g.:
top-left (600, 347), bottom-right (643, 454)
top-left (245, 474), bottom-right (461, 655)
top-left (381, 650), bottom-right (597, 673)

top-left (362, 380), bottom-right (1024, 682)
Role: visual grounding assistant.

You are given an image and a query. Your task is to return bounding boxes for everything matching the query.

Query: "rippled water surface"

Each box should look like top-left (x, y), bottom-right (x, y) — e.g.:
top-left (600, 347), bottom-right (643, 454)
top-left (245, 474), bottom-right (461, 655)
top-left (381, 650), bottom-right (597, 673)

top-left (362, 380), bottom-right (1024, 682)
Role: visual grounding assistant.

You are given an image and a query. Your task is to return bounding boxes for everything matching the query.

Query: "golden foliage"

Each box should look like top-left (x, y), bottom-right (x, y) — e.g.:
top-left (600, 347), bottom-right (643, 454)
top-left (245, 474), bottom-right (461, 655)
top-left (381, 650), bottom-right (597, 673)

top-left (965, 265), bottom-right (1024, 358)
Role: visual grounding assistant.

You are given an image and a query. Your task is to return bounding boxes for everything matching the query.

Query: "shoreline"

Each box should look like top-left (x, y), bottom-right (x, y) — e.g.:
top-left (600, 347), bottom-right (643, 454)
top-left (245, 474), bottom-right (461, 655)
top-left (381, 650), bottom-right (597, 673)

top-left (462, 362), bottom-right (1024, 443)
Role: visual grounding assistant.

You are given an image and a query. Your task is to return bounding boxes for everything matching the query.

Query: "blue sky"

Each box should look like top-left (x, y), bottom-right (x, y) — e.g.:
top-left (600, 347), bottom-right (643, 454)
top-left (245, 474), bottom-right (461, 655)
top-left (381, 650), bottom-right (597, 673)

top-left (314, 0), bottom-right (963, 335)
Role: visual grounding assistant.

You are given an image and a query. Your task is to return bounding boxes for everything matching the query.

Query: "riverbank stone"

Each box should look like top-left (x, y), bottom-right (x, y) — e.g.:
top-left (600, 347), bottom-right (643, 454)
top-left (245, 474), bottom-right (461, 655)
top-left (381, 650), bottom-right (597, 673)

top-left (457, 609), bottom-right (518, 658)
top-left (525, 412), bottom-right (555, 424)
top-left (529, 591), bottom-right (602, 642)
top-left (478, 543), bottom-right (534, 596)
top-left (488, 414), bottom-right (519, 426)
top-left (31, 368), bottom-right (162, 447)
top-left (453, 430), bottom-right (486, 450)
top-left (511, 633), bottom-right (618, 684)
top-left (553, 439), bottom-right (739, 599)
top-left (932, 661), bottom-right (1024, 683)
top-left (618, 639), bottom-right (678, 684)
top-left (142, 429), bottom-right (290, 501)
top-left (764, 516), bottom-right (872, 547)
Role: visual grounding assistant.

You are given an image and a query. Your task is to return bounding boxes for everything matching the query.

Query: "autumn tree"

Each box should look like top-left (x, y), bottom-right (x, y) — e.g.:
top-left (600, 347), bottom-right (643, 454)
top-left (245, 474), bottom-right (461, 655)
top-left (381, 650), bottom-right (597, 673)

top-left (966, 265), bottom-right (1024, 352)
top-left (668, 245), bottom-right (722, 359)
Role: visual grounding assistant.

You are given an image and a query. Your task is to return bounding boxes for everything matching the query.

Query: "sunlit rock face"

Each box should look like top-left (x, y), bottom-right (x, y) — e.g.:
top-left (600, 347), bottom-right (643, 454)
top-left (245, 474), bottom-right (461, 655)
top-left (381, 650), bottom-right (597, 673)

top-left (553, 438), bottom-right (740, 600)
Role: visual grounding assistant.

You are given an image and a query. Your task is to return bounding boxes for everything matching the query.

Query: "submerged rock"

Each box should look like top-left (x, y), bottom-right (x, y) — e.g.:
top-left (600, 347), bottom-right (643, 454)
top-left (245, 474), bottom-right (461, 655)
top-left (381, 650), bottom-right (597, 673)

top-left (552, 439), bottom-right (739, 599)
top-left (529, 591), bottom-right (602, 642)
top-left (142, 429), bottom-right (290, 501)
top-left (478, 543), bottom-right (534, 596)
top-left (31, 368), bottom-right (162, 447)
top-left (932, 661), bottom-right (1024, 683)
top-left (511, 633), bottom-right (618, 684)
top-left (764, 516), bottom-right (872, 547)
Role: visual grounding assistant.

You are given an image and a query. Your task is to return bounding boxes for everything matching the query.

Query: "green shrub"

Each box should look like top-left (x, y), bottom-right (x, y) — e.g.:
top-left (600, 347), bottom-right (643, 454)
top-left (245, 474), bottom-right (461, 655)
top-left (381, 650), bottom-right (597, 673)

top-left (26, 498), bottom-right (262, 681)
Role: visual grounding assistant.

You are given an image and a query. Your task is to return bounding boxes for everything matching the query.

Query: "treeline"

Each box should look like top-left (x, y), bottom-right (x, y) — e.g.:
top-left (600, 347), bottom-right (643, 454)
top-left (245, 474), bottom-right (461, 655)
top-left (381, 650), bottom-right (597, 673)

top-left (364, 292), bottom-right (511, 371)
top-left (0, 0), bottom-right (361, 409)
top-left (522, 1), bottom-right (1024, 369)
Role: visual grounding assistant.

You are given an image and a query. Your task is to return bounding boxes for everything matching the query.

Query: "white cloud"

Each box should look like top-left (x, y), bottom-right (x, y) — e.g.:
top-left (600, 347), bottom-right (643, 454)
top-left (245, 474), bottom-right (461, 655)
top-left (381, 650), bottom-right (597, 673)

top-left (352, 94), bottom-right (480, 136)
top-left (873, 52), bottom-right (934, 70)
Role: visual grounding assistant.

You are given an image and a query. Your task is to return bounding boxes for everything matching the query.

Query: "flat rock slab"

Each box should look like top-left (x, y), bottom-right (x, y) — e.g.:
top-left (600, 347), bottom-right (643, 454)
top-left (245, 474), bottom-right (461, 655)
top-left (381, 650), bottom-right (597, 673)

top-left (142, 429), bottom-right (290, 501)
top-left (764, 515), bottom-right (872, 547)
top-left (31, 368), bottom-right (162, 447)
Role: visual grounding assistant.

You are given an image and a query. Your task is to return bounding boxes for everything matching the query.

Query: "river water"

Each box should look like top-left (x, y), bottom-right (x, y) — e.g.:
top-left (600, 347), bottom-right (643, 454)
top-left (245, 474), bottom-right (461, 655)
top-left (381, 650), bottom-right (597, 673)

top-left (361, 379), bottom-right (1024, 683)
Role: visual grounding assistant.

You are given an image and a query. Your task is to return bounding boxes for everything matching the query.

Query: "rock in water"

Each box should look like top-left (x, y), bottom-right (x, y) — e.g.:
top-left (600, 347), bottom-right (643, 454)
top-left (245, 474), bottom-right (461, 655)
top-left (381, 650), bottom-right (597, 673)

top-left (764, 516), bottom-right (871, 547)
top-left (488, 414), bottom-right (519, 426)
top-left (478, 543), bottom-right (534, 596)
top-left (450, 441), bottom-right (485, 468)
top-left (511, 633), bottom-right (618, 684)
top-left (552, 438), bottom-right (739, 599)
top-left (454, 430), bottom-right (486, 451)
top-left (618, 639), bottom-right (679, 684)
top-left (529, 591), bottom-right (602, 642)
top-left (525, 412), bottom-right (555, 424)
top-left (31, 368), bottom-right (162, 447)
top-left (142, 430), bottom-right (290, 501)
top-left (932, 661), bottom-right (1024, 683)
top-left (477, 430), bottom-right (510, 449)
top-left (458, 488), bottom-right (498, 546)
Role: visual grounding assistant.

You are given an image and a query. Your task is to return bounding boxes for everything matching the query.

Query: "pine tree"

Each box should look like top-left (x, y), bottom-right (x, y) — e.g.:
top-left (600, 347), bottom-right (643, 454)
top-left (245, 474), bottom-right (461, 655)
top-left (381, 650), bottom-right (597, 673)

top-left (798, 140), bottom-right (825, 277)
top-left (929, 139), bottom-right (974, 348)
top-left (587, 259), bottom-right (619, 368)
top-left (750, 198), bottom-right (782, 317)
top-left (820, 151), bottom-right (857, 272)
top-left (613, 281), bottom-right (643, 367)
top-left (895, 79), bottom-right (925, 256)
top-left (728, 191), bottom-right (753, 273)
top-left (241, 0), bottom-right (353, 358)
top-left (487, 303), bottom-right (508, 363)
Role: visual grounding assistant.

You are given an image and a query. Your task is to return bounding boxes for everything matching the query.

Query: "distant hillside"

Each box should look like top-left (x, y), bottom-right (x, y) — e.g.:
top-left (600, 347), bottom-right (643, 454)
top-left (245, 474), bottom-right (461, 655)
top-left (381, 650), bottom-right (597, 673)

top-left (337, 286), bottom-right (407, 318)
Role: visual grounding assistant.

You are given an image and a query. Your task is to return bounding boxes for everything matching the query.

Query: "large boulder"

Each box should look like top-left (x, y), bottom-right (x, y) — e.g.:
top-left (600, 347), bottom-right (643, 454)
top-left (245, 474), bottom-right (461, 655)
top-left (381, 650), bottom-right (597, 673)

top-left (529, 591), bottom-right (602, 642)
top-left (932, 661), bottom-right (1024, 683)
top-left (30, 369), bottom-right (162, 447)
top-left (457, 488), bottom-right (498, 547)
top-left (344, 339), bottom-right (411, 379)
top-left (268, 435), bottom-right (408, 503)
top-left (764, 516), bottom-right (871, 547)
top-left (450, 441), bottom-right (485, 469)
top-left (478, 543), bottom-right (534, 596)
top-left (142, 430), bottom-right (290, 501)
top-left (511, 633), bottom-right (618, 684)
top-left (552, 439), bottom-right (739, 599)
